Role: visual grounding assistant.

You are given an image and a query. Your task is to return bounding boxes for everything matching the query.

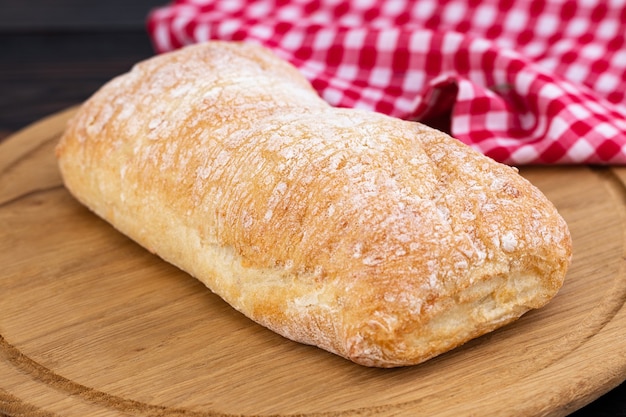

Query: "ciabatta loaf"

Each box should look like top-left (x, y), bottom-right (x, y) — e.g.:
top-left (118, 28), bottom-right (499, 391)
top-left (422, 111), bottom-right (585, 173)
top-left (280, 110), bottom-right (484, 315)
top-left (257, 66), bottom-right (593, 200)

top-left (56, 41), bottom-right (571, 367)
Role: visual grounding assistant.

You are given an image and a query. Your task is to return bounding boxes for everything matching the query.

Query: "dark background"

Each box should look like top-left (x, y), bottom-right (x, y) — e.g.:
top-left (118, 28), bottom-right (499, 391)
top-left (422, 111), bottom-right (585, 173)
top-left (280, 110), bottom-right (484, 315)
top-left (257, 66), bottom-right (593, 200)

top-left (0, 1), bottom-right (624, 415)
top-left (0, 0), bottom-right (162, 138)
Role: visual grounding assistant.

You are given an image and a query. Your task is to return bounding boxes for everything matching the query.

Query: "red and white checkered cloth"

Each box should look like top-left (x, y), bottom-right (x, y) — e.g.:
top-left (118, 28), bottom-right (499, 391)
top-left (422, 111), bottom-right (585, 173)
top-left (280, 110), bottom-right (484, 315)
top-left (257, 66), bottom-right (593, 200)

top-left (147, 0), bottom-right (626, 165)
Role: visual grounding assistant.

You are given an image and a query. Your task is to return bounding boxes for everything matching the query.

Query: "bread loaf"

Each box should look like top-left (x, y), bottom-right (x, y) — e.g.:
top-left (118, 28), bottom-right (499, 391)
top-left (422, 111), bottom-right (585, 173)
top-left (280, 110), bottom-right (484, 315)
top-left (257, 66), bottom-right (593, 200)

top-left (56, 41), bottom-right (571, 367)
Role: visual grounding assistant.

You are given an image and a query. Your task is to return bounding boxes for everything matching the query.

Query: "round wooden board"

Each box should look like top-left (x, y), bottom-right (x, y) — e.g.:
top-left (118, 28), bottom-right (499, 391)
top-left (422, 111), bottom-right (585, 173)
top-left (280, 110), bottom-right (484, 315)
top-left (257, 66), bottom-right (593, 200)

top-left (1, 108), bottom-right (625, 417)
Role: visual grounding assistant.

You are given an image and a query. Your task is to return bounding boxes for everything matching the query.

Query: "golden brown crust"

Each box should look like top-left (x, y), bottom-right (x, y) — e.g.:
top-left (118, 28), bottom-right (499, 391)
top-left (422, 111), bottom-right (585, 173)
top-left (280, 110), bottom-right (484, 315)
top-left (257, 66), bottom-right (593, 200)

top-left (56, 41), bottom-right (571, 367)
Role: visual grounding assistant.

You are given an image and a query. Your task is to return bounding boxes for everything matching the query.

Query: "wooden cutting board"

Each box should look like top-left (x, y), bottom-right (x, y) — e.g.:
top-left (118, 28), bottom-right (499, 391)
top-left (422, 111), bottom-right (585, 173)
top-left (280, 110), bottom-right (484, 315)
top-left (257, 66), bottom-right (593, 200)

top-left (1, 108), bottom-right (625, 417)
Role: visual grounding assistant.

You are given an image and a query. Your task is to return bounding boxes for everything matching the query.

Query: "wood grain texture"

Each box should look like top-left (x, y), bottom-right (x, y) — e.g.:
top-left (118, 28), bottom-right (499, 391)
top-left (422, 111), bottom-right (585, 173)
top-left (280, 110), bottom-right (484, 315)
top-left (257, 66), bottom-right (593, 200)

top-left (1, 109), bottom-right (625, 417)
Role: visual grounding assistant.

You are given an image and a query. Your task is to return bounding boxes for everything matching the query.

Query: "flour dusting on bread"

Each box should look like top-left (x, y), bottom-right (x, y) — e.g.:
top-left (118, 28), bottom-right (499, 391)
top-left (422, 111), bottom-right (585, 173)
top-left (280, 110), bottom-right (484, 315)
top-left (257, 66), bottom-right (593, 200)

top-left (56, 41), bottom-right (571, 367)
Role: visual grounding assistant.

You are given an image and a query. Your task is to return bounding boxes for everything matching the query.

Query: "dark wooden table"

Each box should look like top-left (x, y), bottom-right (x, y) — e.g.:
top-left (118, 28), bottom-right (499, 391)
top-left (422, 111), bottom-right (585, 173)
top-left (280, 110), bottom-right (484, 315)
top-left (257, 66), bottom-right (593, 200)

top-left (0, 1), bottom-right (624, 416)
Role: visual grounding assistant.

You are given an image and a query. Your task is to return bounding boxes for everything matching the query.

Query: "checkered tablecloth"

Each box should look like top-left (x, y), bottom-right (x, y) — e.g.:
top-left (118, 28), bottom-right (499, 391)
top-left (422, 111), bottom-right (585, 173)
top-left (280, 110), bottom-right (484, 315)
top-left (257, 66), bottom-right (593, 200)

top-left (147, 0), bottom-right (626, 165)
